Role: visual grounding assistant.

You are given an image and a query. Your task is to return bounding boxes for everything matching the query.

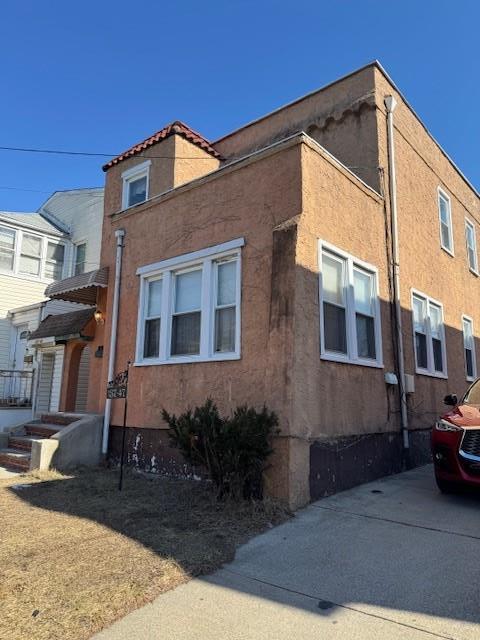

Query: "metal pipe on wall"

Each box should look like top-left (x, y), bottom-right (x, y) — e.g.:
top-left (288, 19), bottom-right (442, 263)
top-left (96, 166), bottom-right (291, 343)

top-left (102, 228), bottom-right (126, 454)
top-left (384, 95), bottom-right (410, 451)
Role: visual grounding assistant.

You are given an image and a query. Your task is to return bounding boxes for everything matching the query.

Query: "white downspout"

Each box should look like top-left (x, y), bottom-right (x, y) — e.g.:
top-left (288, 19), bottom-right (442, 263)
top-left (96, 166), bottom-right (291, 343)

top-left (384, 95), bottom-right (409, 451)
top-left (102, 228), bottom-right (125, 454)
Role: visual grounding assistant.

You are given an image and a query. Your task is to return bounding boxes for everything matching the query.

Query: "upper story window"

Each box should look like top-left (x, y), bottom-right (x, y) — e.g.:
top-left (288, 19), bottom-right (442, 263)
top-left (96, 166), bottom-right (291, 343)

top-left (465, 219), bottom-right (478, 275)
top-left (438, 188), bottom-right (454, 256)
top-left (462, 315), bottom-right (477, 381)
top-left (319, 241), bottom-right (383, 368)
top-left (136, 238), bottom-right (243, 365)
top-left (74, 242), bottom-right (87, 275)
top-left (19, 233), bottom-right (42, 276)
top-left (0, 226), bottom-right (16, 271)
top-left (45, 241), bottom-right (65, 280)
top-left (0, 223), bottom-right (64, 281)
top-left (412, 290), bottom-right (447, 378)
top-left (122, 160), bottom-right (151, 210)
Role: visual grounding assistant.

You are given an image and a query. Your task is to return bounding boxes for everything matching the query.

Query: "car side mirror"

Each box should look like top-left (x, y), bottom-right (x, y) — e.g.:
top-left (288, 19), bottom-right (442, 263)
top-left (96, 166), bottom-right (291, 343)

top-left (443, 394), bottom-right (458, 406)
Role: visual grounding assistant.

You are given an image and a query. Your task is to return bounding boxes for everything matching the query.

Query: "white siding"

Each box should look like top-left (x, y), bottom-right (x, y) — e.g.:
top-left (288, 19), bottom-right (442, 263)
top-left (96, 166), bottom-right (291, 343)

top-left (74, 346), bottom-right (90, 412)
top-left (38, 190), bottom-right (104, 277)
top-left (0, 274), bottom-right (47, 369)
top-left (49, 346), bottom-right (64, 412)
top-left (36, 352), bottom-right (54, 414)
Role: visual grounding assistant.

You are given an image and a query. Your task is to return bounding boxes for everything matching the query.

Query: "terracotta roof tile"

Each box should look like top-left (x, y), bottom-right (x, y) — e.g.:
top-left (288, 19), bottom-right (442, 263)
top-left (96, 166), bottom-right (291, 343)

top-left (103, 121), bottom-right (222, 171)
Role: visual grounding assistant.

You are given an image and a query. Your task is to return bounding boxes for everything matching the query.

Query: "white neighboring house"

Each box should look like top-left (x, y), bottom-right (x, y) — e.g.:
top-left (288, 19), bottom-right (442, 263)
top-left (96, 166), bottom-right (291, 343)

top-left (1, 188), bottom-right (104, 430)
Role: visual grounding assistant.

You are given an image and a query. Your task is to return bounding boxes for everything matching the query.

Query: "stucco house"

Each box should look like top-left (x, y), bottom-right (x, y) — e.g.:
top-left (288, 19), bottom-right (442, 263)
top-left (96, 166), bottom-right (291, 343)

top-left (32, 61), bottom-right (479, 507)
top-left (0, 188), bottom-right (103, 430)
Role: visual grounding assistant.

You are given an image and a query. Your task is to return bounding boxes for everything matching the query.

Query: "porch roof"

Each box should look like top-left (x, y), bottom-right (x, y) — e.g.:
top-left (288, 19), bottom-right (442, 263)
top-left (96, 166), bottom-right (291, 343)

top-left (44, 267), bottom-right (109, 305)
top-left (29, 308), bottom-right (95, 341)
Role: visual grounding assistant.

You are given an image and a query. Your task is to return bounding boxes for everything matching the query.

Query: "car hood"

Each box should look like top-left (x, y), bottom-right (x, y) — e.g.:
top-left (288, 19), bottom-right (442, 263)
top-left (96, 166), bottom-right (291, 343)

top-left (443, 404), bottom-right (480, 428)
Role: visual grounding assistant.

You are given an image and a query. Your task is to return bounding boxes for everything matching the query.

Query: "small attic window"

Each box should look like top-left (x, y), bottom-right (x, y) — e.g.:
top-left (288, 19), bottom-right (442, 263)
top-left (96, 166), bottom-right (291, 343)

top-left (122, 160), bottom-right (151, 209)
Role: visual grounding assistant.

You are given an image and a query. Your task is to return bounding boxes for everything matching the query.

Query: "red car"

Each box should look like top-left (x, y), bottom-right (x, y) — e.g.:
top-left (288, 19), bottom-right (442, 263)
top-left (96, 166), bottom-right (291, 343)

top-left (432, 380), bottom-right (480, 493)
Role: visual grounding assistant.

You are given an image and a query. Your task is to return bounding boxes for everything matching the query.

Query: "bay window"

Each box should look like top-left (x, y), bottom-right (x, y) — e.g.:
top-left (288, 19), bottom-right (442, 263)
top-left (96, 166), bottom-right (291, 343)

top-left (44, 241), bottom-right (65, 280)
top-left (136, 238), bottom-right (243, 365)
top-left (19, 233), bottom-right (42, 276)
top-left (0, 226), bottom-right (16, 271)
top-left (319, 241), bottom-right (382, 367)
top-left (412, 290), bottom-right (447, 377)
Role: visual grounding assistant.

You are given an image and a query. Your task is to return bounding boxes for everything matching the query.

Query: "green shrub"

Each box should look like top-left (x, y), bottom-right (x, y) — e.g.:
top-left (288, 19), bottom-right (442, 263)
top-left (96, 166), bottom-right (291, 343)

top-left (162, 399), bottom-right (279, 500)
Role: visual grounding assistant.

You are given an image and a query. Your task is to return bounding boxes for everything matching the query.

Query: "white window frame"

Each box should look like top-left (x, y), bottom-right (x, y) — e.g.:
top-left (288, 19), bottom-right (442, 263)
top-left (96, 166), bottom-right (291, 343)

top-left (318, 240), bottom-right (383, 368)
top-left (462, 314), bottom-right (477, 382)
top-left (465, 218), bottom-right (478, 276)
top-left (135, 238), bottom-right (244, 366)
top-left (438, 187), bottom-right (454, 257)
top-left (411, 289), bottom-right (447, 379)
top-left (122, 160), bottom-right (151, 210)
top-left (0, 221), bottom-right (65, 282)
top-left (74, 240), bottom-right (87, 276)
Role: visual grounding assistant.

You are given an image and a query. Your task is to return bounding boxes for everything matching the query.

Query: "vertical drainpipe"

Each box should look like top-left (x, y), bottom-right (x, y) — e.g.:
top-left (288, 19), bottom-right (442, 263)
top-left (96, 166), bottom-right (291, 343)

top-left (102, 228), bottom-right (126, 454)
top-left (384, 95), bottom-right (410, 452)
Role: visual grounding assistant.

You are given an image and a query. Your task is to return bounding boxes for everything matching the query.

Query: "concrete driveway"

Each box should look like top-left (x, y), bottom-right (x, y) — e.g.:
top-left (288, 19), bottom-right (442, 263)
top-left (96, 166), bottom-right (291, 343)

top-left (94, 465), bottom-right (480, 640)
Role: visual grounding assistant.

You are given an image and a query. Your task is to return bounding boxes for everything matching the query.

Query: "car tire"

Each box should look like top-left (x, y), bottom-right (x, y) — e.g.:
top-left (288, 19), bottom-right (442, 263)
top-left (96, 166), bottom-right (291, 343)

top-left (435, 475), bottom-right (458, 494)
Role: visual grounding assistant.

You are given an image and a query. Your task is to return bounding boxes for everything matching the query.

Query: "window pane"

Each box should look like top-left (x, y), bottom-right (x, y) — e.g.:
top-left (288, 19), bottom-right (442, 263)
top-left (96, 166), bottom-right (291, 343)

top-left (441, 222), bottom-right (451, 250)
top-left (322, 253), bottom-right (344, 306)
top-left (175, 270), bottom-right (201, 313)
top-left (468, 247), bottom-right (477, 271)
top-left (22, 234), bottom-right (42, 257)
top-left (429, 304), bottom-right (442, 338)
top-left (171, 312), bottom-right (201, 355)
top-left (128, 175), bottom-right (147, 206)
top-left (75, 243), bottom-right (86, 275)
top-left (466, 349), bottom-right (474, 379)
top-left (353, 269), bottom-right (374, 316)
top-left (415, 332), bottom-right (428, 369)
top-left (47, 242), bottom-right (64, 262)
top-left (356, 313), bottom-right (376, 359)
top-left (19, 255), bottom-right (40, 275)
top-left (323, 302), bottom-right (347, 354)
top-left (44, 260), bottom-right (63, 280)
top-left (433, 337), bottom-right (443, 372)
top-left (0, 250), bottom-right (14, 271)
top-left (412, 297), bottom-right (426, 332)
top-left (217, 261), bottom-right (236, 306)
top-left (144, 318), bottom-right (160, 358)
top-left (0, 227), bottom-right (15, 250)
top-left (215, 307), bottom-right (235, 352)
top-left (147, 279), bottom-right (162, 317)
top-left (463, 319), bottom-right (473, 348)
top-left (439, 197), bottom-right (449, 225)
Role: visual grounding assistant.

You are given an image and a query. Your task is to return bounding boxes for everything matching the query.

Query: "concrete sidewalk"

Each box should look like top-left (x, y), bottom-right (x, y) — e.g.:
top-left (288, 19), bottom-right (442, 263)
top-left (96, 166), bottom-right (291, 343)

top-left (94, 466), bottom-right (480, 640)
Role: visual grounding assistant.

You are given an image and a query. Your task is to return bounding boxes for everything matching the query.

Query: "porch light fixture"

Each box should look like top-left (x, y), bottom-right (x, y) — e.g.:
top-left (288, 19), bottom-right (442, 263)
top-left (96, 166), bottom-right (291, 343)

top-left (94, 308), bottom-right (105, 325)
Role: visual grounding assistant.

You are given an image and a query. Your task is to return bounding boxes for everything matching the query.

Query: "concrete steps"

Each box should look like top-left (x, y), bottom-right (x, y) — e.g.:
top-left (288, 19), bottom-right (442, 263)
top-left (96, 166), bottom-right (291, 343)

top-left (0, 448), bottom-right (31, 471)
top-left (0, 413), bottom-right (76, 472)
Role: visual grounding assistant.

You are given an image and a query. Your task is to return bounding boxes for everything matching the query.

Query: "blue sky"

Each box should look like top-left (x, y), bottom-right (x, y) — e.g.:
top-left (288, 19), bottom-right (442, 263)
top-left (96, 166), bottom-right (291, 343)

top-left (0, 0), bottom-right (478, 211)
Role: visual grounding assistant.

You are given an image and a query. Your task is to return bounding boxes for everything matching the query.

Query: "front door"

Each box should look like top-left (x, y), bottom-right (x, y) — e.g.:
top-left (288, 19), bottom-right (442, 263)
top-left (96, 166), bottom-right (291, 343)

top-left (12, 324), bottom-right (29, 370)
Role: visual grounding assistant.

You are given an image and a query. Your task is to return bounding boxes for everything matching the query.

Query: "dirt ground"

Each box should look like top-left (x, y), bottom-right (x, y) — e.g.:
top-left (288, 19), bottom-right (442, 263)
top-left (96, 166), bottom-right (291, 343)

top-left (0, 467), bottom-right (290, 640)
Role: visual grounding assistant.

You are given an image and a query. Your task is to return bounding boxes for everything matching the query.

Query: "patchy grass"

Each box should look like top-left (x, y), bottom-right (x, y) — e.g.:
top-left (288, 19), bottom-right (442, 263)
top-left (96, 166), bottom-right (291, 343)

top-left (0, 467), bottom-right (290, 640)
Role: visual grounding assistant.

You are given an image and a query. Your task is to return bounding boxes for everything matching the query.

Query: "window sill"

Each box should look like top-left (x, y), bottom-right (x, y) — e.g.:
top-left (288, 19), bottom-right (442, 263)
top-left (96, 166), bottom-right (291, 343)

top-left (415, 368), bottom-right (448, 380)
top-left (440, 245), bottom-right (455, 258)
top-left (134, 353), bottom-right (241, 366)
top-left (320, 352), bottom-right (384, 369)
top-left (466, 376), bottom-right (477, 383)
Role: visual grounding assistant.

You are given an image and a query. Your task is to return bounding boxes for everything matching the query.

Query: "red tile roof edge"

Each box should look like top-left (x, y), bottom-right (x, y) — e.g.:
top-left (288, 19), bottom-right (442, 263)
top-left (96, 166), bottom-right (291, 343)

top-left (102, 121), bottom-right (222, 171)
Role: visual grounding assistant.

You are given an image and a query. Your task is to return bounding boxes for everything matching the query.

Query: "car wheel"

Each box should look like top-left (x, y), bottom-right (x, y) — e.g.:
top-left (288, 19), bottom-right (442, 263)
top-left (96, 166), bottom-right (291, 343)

top-left (435, 475), bottom-right (458, 494)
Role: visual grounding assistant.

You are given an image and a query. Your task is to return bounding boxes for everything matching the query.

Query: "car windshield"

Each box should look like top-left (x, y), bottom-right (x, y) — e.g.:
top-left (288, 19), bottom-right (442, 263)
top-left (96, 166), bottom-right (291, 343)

top-left (463, 379), bottom-right (480, 404)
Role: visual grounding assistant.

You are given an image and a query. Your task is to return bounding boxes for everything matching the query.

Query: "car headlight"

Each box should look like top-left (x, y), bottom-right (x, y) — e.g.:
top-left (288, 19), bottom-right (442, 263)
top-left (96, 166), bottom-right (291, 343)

top-left (435, 419), bottom-right (463, 432)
